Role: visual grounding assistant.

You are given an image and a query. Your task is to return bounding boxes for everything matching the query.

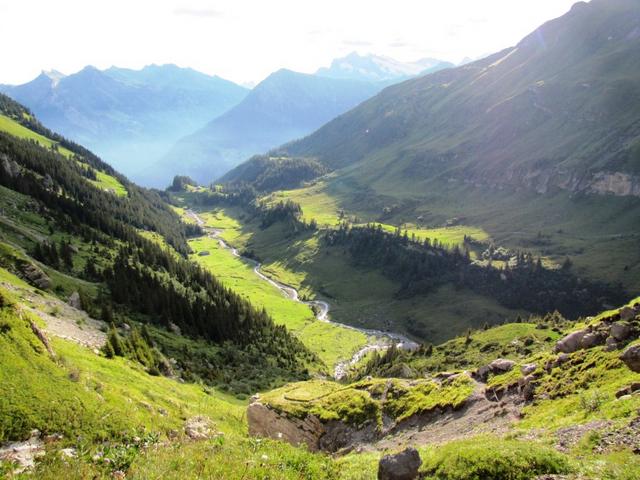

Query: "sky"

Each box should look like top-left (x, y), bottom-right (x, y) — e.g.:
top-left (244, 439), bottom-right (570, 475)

top-left (0, 0), bottom-right (579, 86)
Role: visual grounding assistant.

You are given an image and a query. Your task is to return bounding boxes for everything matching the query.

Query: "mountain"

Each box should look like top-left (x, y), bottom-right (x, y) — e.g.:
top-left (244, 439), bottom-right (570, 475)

top-left (289, 1), bottom-right (640, 191)
top-left (226, 0), bottom-right (640, 295)
top-left (315, 51), bottom-right (454, 82)
top-left (0, 64), bottom-right (248, 182)
top-left (151, 69), bottom-right (384, 187)
top-left (0, 91), bottom-right (313, 389)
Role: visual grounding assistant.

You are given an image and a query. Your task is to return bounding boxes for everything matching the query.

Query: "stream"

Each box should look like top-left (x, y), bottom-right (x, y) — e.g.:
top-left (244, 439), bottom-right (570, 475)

top-left (187, 210), bottom-right (419, 379)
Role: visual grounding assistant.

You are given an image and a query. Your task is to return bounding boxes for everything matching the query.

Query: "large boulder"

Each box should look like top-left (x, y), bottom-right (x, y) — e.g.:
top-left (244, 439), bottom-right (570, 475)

top-left (67, 291), bottom-right (82, 310)
top-left (610, 322), bottom-right (633, 342)
top-left (620, 345), bottom-right (640, 373)
top-left (474, 358), bottom-right (516, 382)
top-left (619, 306), bottom-right (636, 321)
top-left (378, 448), bottom-right (422, 480)
top-left (20, 262), bottom-right (51, 290)
top-left (581, 332), bottom-right (606, 349)
top-left (555, 329), bottom-right (588, 353)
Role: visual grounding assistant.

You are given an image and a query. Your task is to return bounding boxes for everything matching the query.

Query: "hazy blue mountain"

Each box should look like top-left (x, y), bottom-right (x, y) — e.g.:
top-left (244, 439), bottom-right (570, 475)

top-left (285, 0), bottom-right (640, 194)
top-left (150, 69), bottom-right (384, 187)
top-left (315, 52), bottom-right (454, 82)
top-left (0, 64), bottom-right (248, 182)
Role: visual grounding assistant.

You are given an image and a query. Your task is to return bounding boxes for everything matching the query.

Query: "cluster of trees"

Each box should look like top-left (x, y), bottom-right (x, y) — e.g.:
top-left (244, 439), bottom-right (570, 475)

top-left (168, 175), bottom-right (197, 192)
top-left (0, 131), bottom-right (196, 254)
top-left (0, 97), bottom-right (316, 391)
top-left (325, 223), bottom-right (625, 318)
top-left (104, 323), bottom-right (169, 376)
top-left (258, 199), bottom-right (316, 230)
top-left (178, 184), bottom-right (316, 232)
top-left (32, 239), bottom-right (74, 271)
top-left (221, 154), bottom-right (329, 192)
top-left (104, 241), bottom-right (314, 388)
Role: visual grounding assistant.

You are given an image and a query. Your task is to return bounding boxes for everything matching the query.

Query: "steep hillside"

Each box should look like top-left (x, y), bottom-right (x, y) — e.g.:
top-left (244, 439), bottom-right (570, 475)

top-left (245, 299), bottom-right (640, 479)
top-left (289, 0), bottom-right (640, 188)
top-left (0, 65), bottom-right (248, 181)
top-left (0, 93), bottom-right (314, 393)
top-left (153, 69), bottom-right (383, 186)
top-left (227, 0), bottom-right (640, 294)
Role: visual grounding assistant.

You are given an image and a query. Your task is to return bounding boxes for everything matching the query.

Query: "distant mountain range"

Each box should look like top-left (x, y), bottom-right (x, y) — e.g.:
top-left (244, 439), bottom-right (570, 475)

top-left (282, 0), bottom-right (640, 197)
top-left (153, 54), bottom-right (454, 187)
top-left (149, 69), bottom-right (385, 186)
top-left (0, 53), bottom-right (454, 188)
top-left (0, 65), bottom-right (249, 181)
top-left (315, 51), bottom-right (454, 82)
top-left (224, 0), bottom-right (640, 295)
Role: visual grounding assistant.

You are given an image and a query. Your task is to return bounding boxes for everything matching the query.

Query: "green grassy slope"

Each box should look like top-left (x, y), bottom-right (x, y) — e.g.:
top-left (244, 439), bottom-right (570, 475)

top-left (0, 282), bottom-right (339, 479)
top-left (188, 233), bottom-right (368, 369)
top-left (0, 113), bottom-right (127, 197)
top-left (183, 203), bottom-right (526, 345)
top-left (221, 0), bottom-right (640, 294)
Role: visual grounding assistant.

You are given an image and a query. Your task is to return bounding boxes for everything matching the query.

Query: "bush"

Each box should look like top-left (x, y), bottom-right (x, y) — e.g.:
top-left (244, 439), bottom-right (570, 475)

top-left (420, 436), bottom-right (572, 480)
top-left (579, 390), bottom-right (605, 413)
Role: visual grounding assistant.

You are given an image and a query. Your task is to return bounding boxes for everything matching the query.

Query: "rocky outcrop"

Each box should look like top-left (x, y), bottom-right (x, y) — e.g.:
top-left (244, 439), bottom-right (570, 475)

top-left (247, 401), bottom-right (326, 451)
top-left (620, 345), bottom-right (640, 373)
top-left (555, 304), bottom-right (639, 354)
top-left (19, 262), bottom-right (51, 290)
top-left (378, 448), bottom-right (422, 480)
top-left (474, 358), bottom-right (516, 382)
top-left (587, 171), bottom-right (640, 197)
top-left (184, 415), bottom-right (221, 441)
top-left (555, 329), bottom-right (589, 353)
top-left (67, 291), bottom-right (82, 310)
top-left (0, 154), bottom-right (21, 178)
top-left (0, 429), bottom-right (44, 474)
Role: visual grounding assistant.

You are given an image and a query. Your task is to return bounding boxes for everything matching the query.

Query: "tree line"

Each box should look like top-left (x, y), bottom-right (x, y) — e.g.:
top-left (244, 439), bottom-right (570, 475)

top-left (325, 223), bottom-right (626, 319)
top-left (0, 103), bottom-right (316, 392)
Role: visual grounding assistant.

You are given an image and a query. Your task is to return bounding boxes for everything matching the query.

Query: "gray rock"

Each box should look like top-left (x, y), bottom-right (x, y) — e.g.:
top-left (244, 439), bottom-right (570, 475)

top-left (619, 306), bottom-right (636, 321)
top-left (555, 329), bottom-right (588, 353)
top-left (580, 332), bottom-right (606, 349)
top-left (490, 358), bottom-right (516, 372)
top-left (474, 358), bottom-right (516, 382)
top-left (20, 263), bottom-right (51, 290)
top-left (378, 448), bottom-right (422, 480)
top-left (620, 345), bottom-right (640, 373)
top-left (605, 336), bottom-right (619, 352)
top-left (615, 382), bottom-right (640, 399)
top-left (610, 322), bottom-right (633, 342)
top-left (521, 363), bottom-right (538, 375)
top-left (184, 416), bottom-right (219, 441)
top-left (67, 291), bottom-right (81, 310)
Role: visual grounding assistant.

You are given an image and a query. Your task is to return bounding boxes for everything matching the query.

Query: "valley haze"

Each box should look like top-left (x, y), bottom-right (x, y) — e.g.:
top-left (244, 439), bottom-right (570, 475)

top-left (0, 1), bottom-right (639, 479)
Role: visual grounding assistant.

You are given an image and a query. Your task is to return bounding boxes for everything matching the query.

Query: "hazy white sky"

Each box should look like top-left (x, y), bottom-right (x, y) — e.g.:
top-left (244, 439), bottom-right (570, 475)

top-left (0, 0), bottom-right (578, 85)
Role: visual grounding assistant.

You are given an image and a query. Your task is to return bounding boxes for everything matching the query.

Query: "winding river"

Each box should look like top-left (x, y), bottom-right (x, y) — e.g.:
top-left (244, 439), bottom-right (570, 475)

top-left (187, 210), bottom-right (419, 379)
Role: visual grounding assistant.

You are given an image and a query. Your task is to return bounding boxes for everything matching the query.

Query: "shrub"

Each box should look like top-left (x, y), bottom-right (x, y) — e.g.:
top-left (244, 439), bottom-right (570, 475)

top-left (420, 436), bottom-right (572, 480)
top-left (579, 390), bottom-right (605, 413)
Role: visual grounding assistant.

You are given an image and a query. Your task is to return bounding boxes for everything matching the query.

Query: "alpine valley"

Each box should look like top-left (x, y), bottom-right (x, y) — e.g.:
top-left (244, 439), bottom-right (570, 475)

top-left (1, 1), bottom-right (640, 479)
